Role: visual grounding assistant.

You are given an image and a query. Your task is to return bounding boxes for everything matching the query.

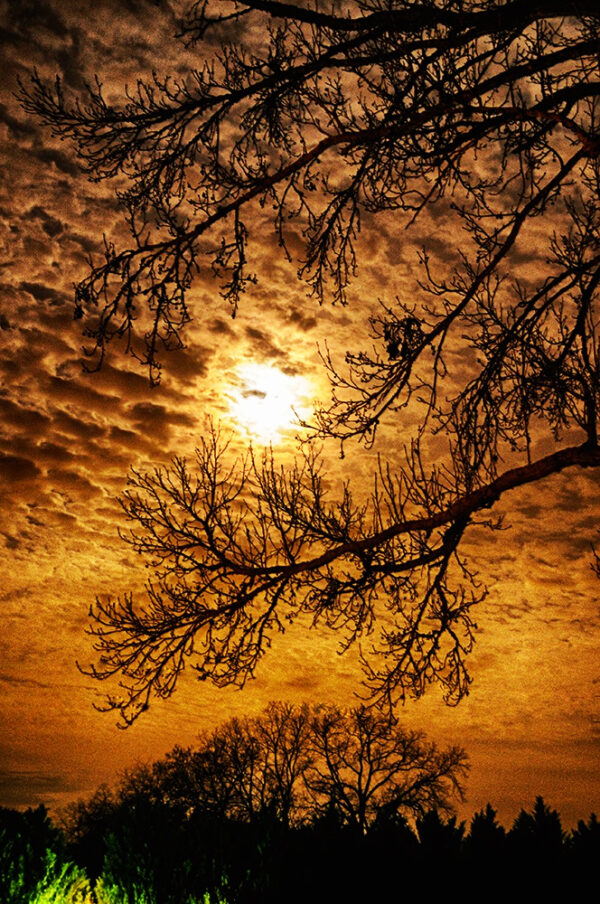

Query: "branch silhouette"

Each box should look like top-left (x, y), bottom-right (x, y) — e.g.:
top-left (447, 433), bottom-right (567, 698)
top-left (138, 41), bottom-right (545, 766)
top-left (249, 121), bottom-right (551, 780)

top-left (82, 432), bottom-right (600, 726)
top-left (19, 0), bottom-right (600, 380)
top-left (22, 1), bottom-right (600, 721)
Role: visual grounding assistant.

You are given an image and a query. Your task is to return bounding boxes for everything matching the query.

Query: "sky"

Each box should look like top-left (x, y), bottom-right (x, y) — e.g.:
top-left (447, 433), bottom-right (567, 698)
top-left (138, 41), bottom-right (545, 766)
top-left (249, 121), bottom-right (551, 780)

top-left (1, 0), bottom-right (599, 830)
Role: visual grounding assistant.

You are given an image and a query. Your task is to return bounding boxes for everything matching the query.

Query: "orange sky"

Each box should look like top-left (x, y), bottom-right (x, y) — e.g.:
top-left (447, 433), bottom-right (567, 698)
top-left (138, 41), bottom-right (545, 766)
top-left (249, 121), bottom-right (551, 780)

top-left (1, 0), bottom-right (599, 830)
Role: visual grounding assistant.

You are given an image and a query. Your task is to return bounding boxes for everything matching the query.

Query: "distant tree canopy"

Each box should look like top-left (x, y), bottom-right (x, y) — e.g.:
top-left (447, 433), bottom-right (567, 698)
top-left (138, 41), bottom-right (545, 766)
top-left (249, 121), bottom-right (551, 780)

top-left (63, 702), bottom-right (468, 835)
top-left (21, 1), bottom-right (600, 722)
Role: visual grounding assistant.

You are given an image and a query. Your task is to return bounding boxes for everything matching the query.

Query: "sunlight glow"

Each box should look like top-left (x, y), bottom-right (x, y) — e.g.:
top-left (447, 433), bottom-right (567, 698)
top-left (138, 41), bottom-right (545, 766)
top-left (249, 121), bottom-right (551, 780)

top-left (229, 363), bottom-right (312, 442)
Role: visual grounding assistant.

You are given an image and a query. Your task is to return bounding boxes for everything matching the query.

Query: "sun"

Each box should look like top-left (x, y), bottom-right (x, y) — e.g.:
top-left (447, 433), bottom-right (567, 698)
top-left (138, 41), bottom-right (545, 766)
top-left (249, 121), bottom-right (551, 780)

top-left (229, 363), bottom-right (312, 442)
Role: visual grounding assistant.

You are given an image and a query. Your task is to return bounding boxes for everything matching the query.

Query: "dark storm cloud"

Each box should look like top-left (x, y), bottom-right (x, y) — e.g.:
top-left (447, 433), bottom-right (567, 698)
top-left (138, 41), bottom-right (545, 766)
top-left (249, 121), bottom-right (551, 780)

top-left (51, 409), bottom-right (106, 441)
top-left (24, 205), bottom-right (64, 238)
top-left (19, 281), bottom-right (67, 304)
top-left (0, 397), bottom-right (51, 435)
top-left (118, 0), bottom-right (171, 14)
top-left (245, 325), bottom-right (284, 361)
top-left (88, 364), bottom-right (173, 403)
top-left (60, 229), bottom-right (101, 256)
top-left (129, 401), bottom-right (196, 430)
top-left (109, 424), bottom-right (146, 449)
top-left (45, 375), bottom-right (120, 411)
top-left (208, 317), bottom-right (237, 336)
top-left (0, 453), bottom-right (40, 481)
top-left (1, 1), bottom-right (90, 93)
top-left (0, 770), bottom-right (77, 809)
top-left (36, 441), bottom-right (77, 465)
top-left (0, 330), bottom-right (77, 384)
top-left (289, 309), bottom-right (318, 331)
top-left (20, 330), bottom-right (78, 367)
top-left (106, 423), bottom-right (172, 457)
top-left (30, 144), bottom-right (81, 177)
top-left (2, 0), bottom-right (68, 38)
top-left (2, 435), bottom-right (76, 470)
top-left (46, 467), bottom-right (100, 499)
top-left (155, 343), bottom-right (214, 382)
top-left (2, 533), bottom-right (20, 549)
top-left (0, 102), bottom-right (38, 138)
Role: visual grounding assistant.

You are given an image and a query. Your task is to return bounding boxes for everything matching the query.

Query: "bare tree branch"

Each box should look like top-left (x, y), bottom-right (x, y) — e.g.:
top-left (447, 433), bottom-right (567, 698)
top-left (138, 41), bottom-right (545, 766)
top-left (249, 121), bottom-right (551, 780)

top-left (21, 1), bottom-right (600, 721)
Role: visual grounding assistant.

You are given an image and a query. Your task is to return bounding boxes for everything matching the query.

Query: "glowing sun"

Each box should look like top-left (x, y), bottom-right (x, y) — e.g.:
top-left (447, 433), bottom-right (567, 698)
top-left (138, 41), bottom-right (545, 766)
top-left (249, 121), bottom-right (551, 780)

top-left (229, 363), bottom-right (312, 442)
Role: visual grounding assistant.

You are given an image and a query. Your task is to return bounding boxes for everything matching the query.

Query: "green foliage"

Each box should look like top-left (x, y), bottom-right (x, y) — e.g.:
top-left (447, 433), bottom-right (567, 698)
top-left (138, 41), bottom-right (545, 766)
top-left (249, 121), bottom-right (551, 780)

top-left (94, 799), bottom-right (195, 904)
top-left (0, 806), bottom-right (63, 904)
top-left (30, 850), bottom-right (93, 903)
top-left (94, 878), bottom-right (229, 904)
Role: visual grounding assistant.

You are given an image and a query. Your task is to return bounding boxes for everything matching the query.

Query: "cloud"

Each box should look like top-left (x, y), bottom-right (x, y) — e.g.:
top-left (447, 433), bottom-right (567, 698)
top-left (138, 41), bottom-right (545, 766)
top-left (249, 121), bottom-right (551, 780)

top-left (50, 409), bottom-right (106, 440)
top-left (81, 363), bottom-right (173, 403)
top-left (45, 375), bottom-right (120, 410)
top-left (0, 102), bottom-right (39, 137)
top-left (208, 317), bottom-right (237, 337)
top-left (36, 441), bottom-right (77, 465)
top-left (0, 770), bottom-right (77, 809)
top-left (245, 325), bottom-right (285, 361)
top-left (289, 309), bottom-right (318, 331)
top-left (128, 401), bottom-right (196, 438)
top-left (4, 0), bottom-right (68, 38)
top-left (1, 533), bottom-right (21, 550)
top-left (0, 453), bottom-right (40, 481)
top-left (1, 0), bottom-right (597, 834)
top-left (0, 397), bottom-right (51, 435)
top-left (0, 671), bottom-right (52, 689)
top-left (30, 144), bottom-right (82, 177)
top-left (46, 467), bottom-right (100, 499)
top-left (108, 424), bottom-right (148, 452)
top-left (19, 281), bottom-right (67, 303)
top-left (24, 204), bottom-right (64, 237)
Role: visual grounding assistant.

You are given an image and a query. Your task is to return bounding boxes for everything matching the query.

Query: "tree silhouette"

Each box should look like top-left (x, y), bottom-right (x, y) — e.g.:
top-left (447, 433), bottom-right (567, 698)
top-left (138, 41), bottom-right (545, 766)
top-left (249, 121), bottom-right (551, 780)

top-left (464, 803), bottom-right (507, 889)
top-left (508, 796), bottom-right (567, 892)
top-left (6, 792), bottom-right (600, 902)
top-left (58, 702), bottom-right (466, 901)
top-left (465, 802), bottom-right (506, 856)
top-left (509, 795), bottom-right (565, 860)
top-left (416, 808), bottom-right (465, 858)
top-left (62, 701), bottom-right (467, 839)
top-left (21, 1), bottom-right (600, 721)
top-left (305, 705), bottom-right (467, 831)
top-left (570, 811), bottom-right (600, 881)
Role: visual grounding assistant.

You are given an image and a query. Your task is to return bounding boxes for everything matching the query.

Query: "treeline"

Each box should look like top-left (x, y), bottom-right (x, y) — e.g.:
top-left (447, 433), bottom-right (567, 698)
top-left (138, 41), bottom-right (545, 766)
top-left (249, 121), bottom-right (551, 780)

top-left (3, 795), bottom-right (599, 903)
top-left (1, 703), bottom-right (599, 902)
top-left (66, 702), bottom-right (469, 834)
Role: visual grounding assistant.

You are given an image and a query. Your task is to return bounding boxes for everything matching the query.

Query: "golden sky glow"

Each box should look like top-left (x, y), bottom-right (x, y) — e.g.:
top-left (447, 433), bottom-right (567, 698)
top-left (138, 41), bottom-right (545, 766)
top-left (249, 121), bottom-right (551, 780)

top-left (0, 0), bottom-right (599, 833)
top-left (228, 363), bottom-right (313, 443)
